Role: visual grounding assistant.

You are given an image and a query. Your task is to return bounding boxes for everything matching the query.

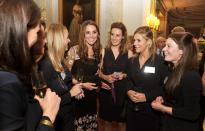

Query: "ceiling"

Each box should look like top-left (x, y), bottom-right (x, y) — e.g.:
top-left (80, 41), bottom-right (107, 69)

top-left (160, 0), bottom-right (205, 28)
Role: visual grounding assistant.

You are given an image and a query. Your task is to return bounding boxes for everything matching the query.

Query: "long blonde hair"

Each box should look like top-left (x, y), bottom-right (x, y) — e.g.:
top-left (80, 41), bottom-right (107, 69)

top-left (46, 24), bottom-right (68, 72)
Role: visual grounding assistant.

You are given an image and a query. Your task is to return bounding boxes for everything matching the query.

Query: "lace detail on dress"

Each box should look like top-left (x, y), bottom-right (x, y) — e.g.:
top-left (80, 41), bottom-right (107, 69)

top-left (74, 114), bottom-right (98, 131)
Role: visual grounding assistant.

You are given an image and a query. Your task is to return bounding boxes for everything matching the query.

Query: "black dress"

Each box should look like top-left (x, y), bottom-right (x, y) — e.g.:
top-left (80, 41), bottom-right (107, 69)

top-left (71, 58), bottom-right (100, 131)
top-left (126, 55), bottom-right (169, 131)
top-left (39, 54), bottom-right (75, 131)
top-left (0, 71), bottom-right (55, 131)
top-left (99, 49), bottom-right (129, 122)
top-left (162, 70), bottom-right (202, 131)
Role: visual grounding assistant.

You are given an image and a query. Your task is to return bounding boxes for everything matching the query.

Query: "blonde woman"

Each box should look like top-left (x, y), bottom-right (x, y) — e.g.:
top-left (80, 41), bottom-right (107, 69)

top-left (126, 26), bottom-right (169, 131)
top-left (39, 24), bottom-right (82, 131)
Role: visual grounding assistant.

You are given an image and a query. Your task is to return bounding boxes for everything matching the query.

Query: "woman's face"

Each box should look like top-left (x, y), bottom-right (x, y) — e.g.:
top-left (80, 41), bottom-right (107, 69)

top-left (27, 24), bottom-right (40, 48)
top-left (84, 25), bottom-right (98, 46)
top-left (133, 33), bottom-right (149, 53)
top-left (163, 38), bottom-right (183, 65)
top-left (110, 28), bottom-right (123, 46)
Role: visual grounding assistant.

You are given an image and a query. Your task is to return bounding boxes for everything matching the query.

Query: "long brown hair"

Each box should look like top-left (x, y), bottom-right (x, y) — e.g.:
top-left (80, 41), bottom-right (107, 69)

top-left (0, 0), bottom-right (41, 77)
top-left (78, 20), bottom-right (101, 63)
top-left (106, 22), bottom-right (128, 54)
top-left (165, 32), bottom-right (198, 93)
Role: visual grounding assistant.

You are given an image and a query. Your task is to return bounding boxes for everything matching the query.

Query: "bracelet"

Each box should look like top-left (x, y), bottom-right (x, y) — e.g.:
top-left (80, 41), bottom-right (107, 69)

top-left (40, 116), bottom-right (54, 128)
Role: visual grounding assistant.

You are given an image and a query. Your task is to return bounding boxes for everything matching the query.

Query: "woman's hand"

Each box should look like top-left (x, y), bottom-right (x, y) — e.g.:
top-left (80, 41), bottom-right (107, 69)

top-left (70, 83), bottom-right (83, 97)
top-left (151, 99), bottom-right (165, 112)
top-left (101, 82), bottom-right (111, 90)
top-left (134, 92), bottom-right (146, 102)
top-left (113, 72), bottom-right (127, 81)
top-left (103, 74), bottom-right (115, 83)
top-left (127, 90), bottom-right (146, 103)
top-left (34, 88), bottom-right (61, 123)
top-left (82, 82), bottom-right (98, 90)
top-left (75, 90), bottom-right (85, 100)
top-left (127, 90), bottom-right (137, 103)
top-left (155, 96), bottom-right (164, 103)
top-left (151, 96), bottom-right (172, 114)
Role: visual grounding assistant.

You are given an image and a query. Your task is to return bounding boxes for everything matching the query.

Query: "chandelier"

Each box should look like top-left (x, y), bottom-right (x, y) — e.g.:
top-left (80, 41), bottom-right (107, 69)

top-left (146, 14), bottom-right (160, 30)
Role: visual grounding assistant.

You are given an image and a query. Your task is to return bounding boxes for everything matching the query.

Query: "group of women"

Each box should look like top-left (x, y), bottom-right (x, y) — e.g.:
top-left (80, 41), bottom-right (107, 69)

top-left (0, 0), bottom-right (203, 131)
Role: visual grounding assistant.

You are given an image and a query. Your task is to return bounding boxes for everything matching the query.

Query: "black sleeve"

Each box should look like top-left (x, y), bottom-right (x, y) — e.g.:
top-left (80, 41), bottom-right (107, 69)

top-left (0, 82), bottom-right (25, 131)
top-left (172, 71), bottom-right (202, 121)
top-left (126, 58), bottom-right (135, 92)
top-left (39, 58), bottom-right (72, 105)
top-left (0, 82), bottom-right (55, 131)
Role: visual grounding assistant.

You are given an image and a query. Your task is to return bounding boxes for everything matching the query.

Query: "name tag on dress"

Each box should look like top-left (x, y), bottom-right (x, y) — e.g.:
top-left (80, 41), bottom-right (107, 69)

top-left (144, 66), bottom-right (155, 73)
top-left (61, 72), bottom-right (66, 80)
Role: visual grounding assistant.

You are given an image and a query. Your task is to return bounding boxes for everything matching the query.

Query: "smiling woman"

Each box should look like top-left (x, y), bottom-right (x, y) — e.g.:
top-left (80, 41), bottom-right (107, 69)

top-left (64, 20), bottom-right (102, 131)
top-left (152, 32), bottom-right (202, 131)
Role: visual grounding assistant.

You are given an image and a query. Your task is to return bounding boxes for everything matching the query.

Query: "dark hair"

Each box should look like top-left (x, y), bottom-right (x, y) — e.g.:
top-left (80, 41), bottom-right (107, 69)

top-left (78, 20), bottom-right (101, 63)
top-left (106, 22), bottom-right (128, 54)
top-left (0, 0), bottom-right (41, 76)
top-left (165, 32), bottom-right (198, 93)
top-left (171, 26), bottom-right (185, 33)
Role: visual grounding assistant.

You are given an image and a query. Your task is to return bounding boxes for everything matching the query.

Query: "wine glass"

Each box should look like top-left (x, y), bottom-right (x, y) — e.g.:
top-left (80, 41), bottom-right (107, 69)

top-left (32, 71), bottom-right (47, 98)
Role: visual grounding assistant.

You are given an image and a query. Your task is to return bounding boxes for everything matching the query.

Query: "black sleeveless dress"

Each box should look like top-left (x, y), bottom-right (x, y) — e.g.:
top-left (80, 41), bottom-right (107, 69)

top-left (71, 58), bottom-right (100, 131)
top-left (99, 49), bottom-right (129, 122)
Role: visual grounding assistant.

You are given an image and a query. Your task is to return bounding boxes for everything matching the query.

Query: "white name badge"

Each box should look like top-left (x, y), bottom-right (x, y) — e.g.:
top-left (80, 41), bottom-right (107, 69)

top-left (144, 66), bottom-right (155, 73)
top-left (61, 72), bottom-right (66, 80)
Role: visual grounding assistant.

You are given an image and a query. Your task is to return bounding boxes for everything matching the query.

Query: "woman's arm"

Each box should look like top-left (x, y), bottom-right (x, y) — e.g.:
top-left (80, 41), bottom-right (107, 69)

top-left (151, 98), bottom-right (173, 115)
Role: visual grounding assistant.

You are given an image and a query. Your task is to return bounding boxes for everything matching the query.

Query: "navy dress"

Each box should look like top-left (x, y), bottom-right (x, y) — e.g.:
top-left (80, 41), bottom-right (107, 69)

top-left (99, 49), bottom-right (129, 122)
top-left (126, 55), bottom-right (169, 131)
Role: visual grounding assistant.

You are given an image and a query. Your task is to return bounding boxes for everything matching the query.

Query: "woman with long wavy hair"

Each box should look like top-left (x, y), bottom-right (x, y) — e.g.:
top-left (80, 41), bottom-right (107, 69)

top-left (39, 24), bottom-right (82, 131)
top-left (65, 20), bottom-right (102, 130)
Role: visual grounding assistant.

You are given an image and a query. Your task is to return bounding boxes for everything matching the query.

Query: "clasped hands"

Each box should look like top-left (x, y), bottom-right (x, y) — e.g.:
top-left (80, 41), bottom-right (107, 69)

top-left (151, 96), bottom-right (164, 111)
top-left (127, 90), bottom-right (146, 103)
top-left (100, 72), bottom-right (126, 90)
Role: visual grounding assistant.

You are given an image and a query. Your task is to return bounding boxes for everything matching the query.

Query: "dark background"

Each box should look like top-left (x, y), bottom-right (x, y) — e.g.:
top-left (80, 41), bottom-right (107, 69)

top-left (63, 0), bottom-right (96, 29)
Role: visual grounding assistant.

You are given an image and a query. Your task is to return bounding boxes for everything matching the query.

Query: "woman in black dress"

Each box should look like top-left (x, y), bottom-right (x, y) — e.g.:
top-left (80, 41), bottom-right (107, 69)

top-left (126, 26), bottom-right (169, 131)
top-left (98, 22), bottom-right (132, 131)
top-left (151, 32), bottom-right (202, 131)
top-left (65, 20), bottom-right (102, 131)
